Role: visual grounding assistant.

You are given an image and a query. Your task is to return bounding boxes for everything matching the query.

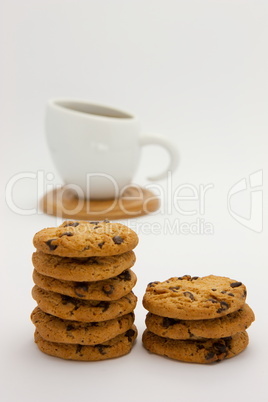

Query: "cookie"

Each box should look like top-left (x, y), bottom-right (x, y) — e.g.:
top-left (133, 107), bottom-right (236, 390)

top-left (142, 329), bottom-right (249, 363)
top-left (145, 304), bottom-right (255, 339)
top-left (32, 286), bottom-right (137, 322)
top-left (32, 250), bottom-right (136, 282)
top-left (31, 307), bottom-right (135, 345)
top-left (34, 326), bottom-right (137, 361)
top-left (33, 220), bottom-right (139, 257)
top-left (143, 275), bottom-right (247, 320)
top-left (33, 269), bottom-right (137, 301)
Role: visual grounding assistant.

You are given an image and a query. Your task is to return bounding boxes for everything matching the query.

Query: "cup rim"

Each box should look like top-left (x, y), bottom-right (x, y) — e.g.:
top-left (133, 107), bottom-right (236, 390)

top-left (47, 98), bottom-right (136, 121)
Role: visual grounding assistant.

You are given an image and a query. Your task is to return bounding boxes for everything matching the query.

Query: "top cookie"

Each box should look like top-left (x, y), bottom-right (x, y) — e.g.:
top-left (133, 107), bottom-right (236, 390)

top-left (143, 275), bottom-right (247, 320)
top-left (33, 220), bottom-right (139, 257)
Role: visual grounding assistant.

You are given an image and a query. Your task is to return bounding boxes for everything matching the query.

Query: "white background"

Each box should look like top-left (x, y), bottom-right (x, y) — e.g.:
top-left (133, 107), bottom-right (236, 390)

top-left (1, 1), bottom-right (268, 401)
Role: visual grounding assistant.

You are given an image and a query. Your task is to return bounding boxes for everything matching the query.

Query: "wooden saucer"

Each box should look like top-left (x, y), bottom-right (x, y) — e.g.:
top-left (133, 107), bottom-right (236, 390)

top-left (41, 186), bottom-right (160, 220)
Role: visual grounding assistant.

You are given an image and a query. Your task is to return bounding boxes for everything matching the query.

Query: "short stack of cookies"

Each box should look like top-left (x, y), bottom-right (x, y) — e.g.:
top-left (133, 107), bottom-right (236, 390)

top-left (31, 220), bottom-right (139, 361)
top-left (142, 274), bottom-right (255, 364)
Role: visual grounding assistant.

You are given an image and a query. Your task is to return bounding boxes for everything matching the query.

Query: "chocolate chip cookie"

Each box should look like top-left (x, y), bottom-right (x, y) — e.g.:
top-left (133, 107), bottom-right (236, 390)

top-left (33, 220), bottom-right (139, 257)
top-left (33, 269), bottom-right (137, 301)
top-left (31, 306), bottom-right (135, 345)
top-left (32, 250), bottom-right (136, 282)
top-left (34, 326), bottom-right (138, 361)
top-left (143, 275), bottom-right (247, 320)
top-left (145, 304), bottom-right (255, 339)
top-left (32, 286), bottom-right (137, 322)
top-left (142, 329), bottom-right (249, 363)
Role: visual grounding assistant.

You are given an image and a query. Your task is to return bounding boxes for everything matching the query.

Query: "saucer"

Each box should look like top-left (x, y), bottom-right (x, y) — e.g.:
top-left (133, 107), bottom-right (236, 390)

top-left (41, 186), bottom-right (160, 220)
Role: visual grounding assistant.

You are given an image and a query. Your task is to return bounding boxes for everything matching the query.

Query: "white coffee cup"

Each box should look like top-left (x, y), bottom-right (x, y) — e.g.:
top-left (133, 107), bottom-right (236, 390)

top-left (46, 99), bottom-right (179, 199)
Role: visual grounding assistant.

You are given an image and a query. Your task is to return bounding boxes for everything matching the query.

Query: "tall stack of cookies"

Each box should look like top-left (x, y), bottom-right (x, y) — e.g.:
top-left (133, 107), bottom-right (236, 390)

top-left (31, 220), bottom-right (139, 361)
top-left (142, 274), bottom-right (255, 364)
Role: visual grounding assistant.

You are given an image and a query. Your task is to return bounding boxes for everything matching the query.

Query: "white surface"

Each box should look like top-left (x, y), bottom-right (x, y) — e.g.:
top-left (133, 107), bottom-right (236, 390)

top-left (1, 1), bottom-right (268, 402)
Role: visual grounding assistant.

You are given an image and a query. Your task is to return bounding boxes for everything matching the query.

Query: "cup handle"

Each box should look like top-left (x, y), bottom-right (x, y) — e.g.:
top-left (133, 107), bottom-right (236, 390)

top-left (140, 134), bottom-right (179, 180)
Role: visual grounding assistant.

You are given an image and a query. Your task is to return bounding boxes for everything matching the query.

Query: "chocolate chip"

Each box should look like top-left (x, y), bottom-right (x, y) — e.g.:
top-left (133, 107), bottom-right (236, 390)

top-left (221, 301), bottom-right (229, 309)
top-left (213, 341), bottom-right (227, 355)
top-left (103, 219), bottom-right (110, 223)
top-left (89, 221), bottom-right (99, 225)
top-left (228, 293), bottom-right (234, 297)
top-left (125, 328), bottom-right (135, 342)
top-left (183, 291), bottom-right (195, 301)
top-left (162, 317), bottom-right (179, 328)
top-left (196, 344), bottom-right (205, 350)
top-left (61, 295), bottom-right (74, 305)
top-left (66, 324), bottom-right (74, 331)
top-left (61, 295), bottom-right (82, 311)
top-left (244, 289), bottom-right (247, 297)
top-left (205, 351), bottom-right (215, 360)
top-left (59, 232), bottom-right (74, 237)
top-left (118, 270), bottom-right (131, 281)
top-left (191, 276), bottom-right (199, 280)
top-left (45, 239), bottom-right (58, 251)
top-left (74, 283), bottom-right (89, 298)
top-left (112, 236), bottom-right (124, 244)
top-left (217, 301), bottom-right (229, 314)
top-left (222, 336), bottom-right (232, 345)
top-left (76, 344), bottom-right (83, 354)
top-left (98, 242), bottom-right (105, 249)
top-left (89, 322), bottom-right (98, 327)
top-left (169, 286), bottom-right (180, 292)
top-left (177, 275), bottom-right (191, 280)
top-left (147, 281), bottom-right (159, 287)
top-left (221, 291), bottom-right (227, 294)
top-left (95, 301), bottom-right (110, 312)
top-left (94, 226), bottom-right (101, 229)
top-left (61, 296), bottom-right (81, 311)
top-left (211, 288), bottom-right (217, 291)
top-left (208, 298), bottom-right (218, 304)
top-left (102, 284), bottom-right (114, 296)
top-left (64, 222), bottom-right (79, 227)
top-left (94, 344), bottom-right (111, 355)
top-left (230, 282), bottom-right (242, 288)
top-left (205, 344), bottom-right (227, 361)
